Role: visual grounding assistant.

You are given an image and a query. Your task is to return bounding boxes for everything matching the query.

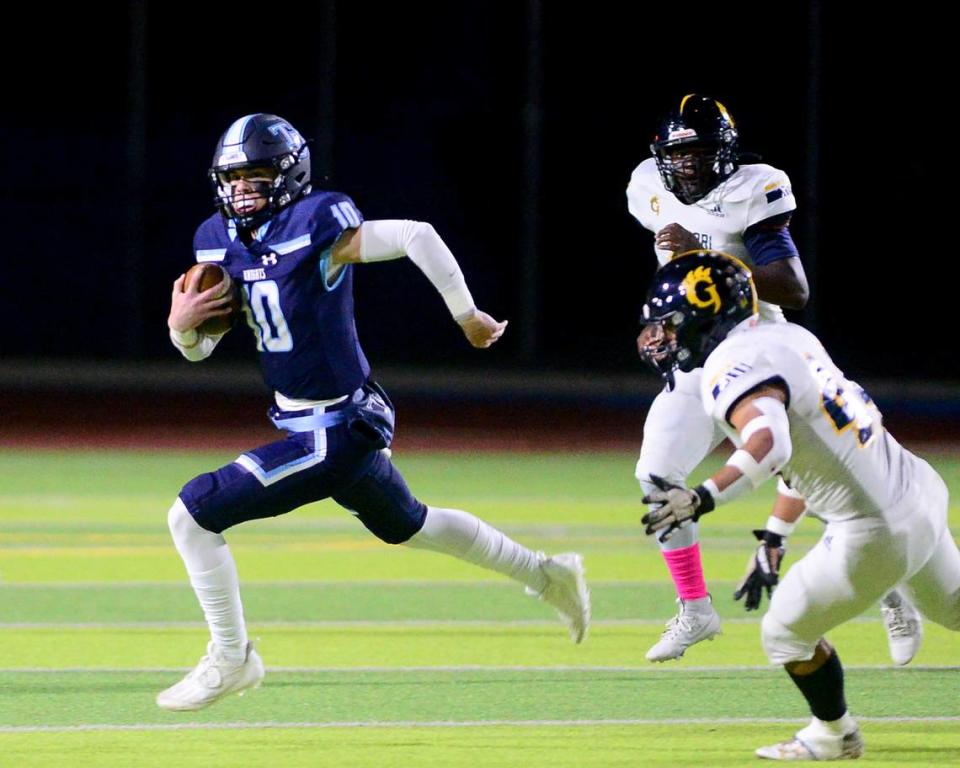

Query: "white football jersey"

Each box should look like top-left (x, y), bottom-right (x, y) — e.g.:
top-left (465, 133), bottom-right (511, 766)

top-left (700, 321), bottom-right (920, 524)
top-left (626, 158), bottom-right (796, 323)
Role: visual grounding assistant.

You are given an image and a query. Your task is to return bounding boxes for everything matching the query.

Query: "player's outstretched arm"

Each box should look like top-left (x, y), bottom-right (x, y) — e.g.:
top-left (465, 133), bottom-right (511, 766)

top-left (167, 273), bottom-right (231, 361)
top-left (733, 485), bottom-right (805, 610)
top-left (700, 383), bottom-right (793, 503)
top-left (642, 383), bottom-right (792, 539)
top-left (333, 220), bottom-right (507, 349)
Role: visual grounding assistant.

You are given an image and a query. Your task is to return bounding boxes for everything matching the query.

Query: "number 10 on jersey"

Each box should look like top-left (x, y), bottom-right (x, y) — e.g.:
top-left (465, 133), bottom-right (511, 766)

top-left (242, 281), bottom-right (293, 352)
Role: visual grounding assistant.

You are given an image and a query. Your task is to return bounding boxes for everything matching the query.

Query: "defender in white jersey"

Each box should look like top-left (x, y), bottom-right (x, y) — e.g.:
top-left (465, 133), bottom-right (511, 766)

top-left (639, 252), bottom-right (960, 761)
top-left (626, 94), bottom-right (919, 665)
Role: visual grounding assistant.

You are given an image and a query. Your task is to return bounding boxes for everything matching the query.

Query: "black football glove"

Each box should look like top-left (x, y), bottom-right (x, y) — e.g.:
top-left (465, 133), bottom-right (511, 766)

top-left (641, 474), bottom-right (715, 541)
top-left (733, 528), bottom-right (786, 611)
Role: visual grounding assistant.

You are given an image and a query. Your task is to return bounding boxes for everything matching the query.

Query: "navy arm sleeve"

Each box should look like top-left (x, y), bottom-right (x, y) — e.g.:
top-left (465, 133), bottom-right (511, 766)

top-left (743, 212), bottom-right (800, 266)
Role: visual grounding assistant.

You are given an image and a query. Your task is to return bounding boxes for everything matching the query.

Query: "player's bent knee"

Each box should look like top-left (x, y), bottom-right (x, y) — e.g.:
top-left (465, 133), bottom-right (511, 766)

top-left (633, 456), bottom-right (668, 489)
top-left (167, 498), bottom-right (194, 538)
top-left (634, 457), bottom-right (646, 484)
top-left (373, 522), bottom-right (421, 545)
top-left (346, 498), bottom-right (427, 544)
top-left (634, 458), bottom-right (682, 493)
top-left (333, 453), bottom-right (428, 545)
top-left (634, 457), bottom-right (663, 485)
top-left (761, 611), bottom-right (818, 666)
top-left (167, 496), bottom-right (222, 544)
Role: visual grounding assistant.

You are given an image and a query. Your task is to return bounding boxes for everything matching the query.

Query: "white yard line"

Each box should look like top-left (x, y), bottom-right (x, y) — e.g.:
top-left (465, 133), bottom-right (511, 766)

top-left (2, 664), bottom-right (955, 673)
top-left (0, 579), bottom-right (699, 588)
top-left (2, 716), bottom-right (959, 734)
top-left (0, 616), bottom-right (888, 629)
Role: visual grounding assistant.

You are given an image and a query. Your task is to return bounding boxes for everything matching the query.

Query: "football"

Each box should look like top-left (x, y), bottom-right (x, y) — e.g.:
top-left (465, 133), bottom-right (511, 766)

top-left (183, 263), bottom-right (241, 335)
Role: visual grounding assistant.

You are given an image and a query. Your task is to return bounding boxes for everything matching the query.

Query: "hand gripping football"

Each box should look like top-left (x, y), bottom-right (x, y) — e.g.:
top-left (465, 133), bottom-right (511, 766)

top-left (183, 263), bottom-right (241, 335)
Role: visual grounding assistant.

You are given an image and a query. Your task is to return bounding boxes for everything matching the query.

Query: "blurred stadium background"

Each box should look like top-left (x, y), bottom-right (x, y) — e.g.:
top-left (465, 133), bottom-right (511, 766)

top-left (3, 2), bottom-right (957, 443)
top-left (1, 2), bottom-right (957, 766)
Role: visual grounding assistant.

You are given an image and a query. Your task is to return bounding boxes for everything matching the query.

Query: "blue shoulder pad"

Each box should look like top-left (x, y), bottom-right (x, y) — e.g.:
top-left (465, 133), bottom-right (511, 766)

top-left (290, 191), bottom-right (365, 253)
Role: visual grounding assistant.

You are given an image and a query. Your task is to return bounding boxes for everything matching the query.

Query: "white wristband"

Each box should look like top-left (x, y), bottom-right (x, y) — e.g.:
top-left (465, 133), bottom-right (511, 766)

top-left (701, 474), bottom-right (753, 507)
top-left (766, 515), bottom-right (797, 537)
top-left (169, 327), bottom-right (199, 348)
top-left (440, 283), bottom-right (477, 321)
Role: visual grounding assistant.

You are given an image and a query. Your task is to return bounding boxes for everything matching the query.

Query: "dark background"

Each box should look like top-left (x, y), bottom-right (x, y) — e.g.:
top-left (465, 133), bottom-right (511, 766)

top-left (3, 2), bottom-right (954, 385)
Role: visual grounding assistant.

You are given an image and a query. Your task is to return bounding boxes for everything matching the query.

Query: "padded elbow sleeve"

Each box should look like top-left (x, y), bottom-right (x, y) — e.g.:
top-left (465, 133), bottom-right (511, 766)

top-left (736, 396), bottom-right (792, 486)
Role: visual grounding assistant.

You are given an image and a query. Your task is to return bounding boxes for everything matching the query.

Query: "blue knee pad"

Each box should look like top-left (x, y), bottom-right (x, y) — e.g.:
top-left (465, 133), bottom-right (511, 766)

top-left (334, 451), bottom-right (427, 544)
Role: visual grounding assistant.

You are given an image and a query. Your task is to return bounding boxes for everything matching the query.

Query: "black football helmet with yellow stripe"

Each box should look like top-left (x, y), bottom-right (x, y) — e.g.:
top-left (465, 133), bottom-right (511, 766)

top-left (639, 251), bottom-right (757, 388)
top-left (651, 95), bottom-right (739, 204)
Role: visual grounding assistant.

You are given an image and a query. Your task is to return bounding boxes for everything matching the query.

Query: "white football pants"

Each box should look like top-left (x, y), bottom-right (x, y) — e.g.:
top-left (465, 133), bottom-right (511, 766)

top-left (635, 368), bottom-right (728, 550)
top-left (762, 458), bottom-right (960, 664)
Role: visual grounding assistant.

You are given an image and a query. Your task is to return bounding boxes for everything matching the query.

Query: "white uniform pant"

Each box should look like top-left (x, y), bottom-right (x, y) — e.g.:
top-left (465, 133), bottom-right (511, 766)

top-left (762, 459), bottom-right (960, 664)
top-left (636, 368), bottom-right (727, 550)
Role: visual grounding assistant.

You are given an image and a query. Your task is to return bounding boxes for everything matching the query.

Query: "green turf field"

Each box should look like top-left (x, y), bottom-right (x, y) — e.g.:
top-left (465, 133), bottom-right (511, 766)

top-left (1, 449), bottom-right (958, 766)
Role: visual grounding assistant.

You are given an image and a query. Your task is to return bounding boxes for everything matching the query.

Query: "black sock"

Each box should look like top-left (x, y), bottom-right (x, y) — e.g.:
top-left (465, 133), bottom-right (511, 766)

top-left (787, 650), bottom-right (847, 722)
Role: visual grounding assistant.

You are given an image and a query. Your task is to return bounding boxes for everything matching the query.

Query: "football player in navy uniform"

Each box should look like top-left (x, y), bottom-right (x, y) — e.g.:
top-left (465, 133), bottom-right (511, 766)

top-left (627, 95), bottom-right (921, 664)
top-left (157, 114), bottom-right (590, 711)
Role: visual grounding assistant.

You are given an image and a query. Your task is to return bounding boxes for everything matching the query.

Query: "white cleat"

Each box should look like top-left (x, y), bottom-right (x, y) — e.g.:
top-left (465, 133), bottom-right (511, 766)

top-left (756, 723), bottom-right (864, 761)
top-left (880, 589), bottom-right (923, 666)
top-left (156, 641), bottom-right (264, 712)
top-left (527, 552), bottom-right (591, 643)
top-left (645, 596), bottom-right (721, 662)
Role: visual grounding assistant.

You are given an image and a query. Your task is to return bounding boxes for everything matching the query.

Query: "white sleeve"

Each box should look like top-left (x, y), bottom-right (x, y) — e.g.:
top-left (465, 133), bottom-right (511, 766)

top-left (702, 350), bottom-right (785, 424)
top-left (744, 166), bottom-right (797, 229)
top-left (625, 162), bottom-right (655, 229)
top-left (701, 395), bottom-right (793, 506)
top-left (626, 179), bottom-right (646, 225)
top-left (358, 219), bottom-right (476, 320)
top-left (169, 327), bottom-right (226, 362)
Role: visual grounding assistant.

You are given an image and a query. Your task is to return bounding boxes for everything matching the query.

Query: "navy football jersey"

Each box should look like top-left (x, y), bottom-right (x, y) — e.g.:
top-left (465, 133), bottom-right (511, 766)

top-left (192, 190), bottom-right (371, 399)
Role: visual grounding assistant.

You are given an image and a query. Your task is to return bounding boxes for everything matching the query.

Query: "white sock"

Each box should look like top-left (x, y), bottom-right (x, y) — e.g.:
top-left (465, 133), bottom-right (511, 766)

top-left (813, 712), bottom-right (858, 737)
top-left (168, 499), bottom-right (248, 662)
top-left (406, 506), bottom-right (548, 592)
top-left (684, 596), bottom-right (713, 611)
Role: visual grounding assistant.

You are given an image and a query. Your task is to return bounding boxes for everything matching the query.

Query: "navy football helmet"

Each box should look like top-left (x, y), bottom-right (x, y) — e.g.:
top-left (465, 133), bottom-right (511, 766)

top-left (639, 250), bottom-right (757, 388)
top-left (209, 113), bottom-right (312, 230)
top-left (651, 95), bottom-right (739, 204)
